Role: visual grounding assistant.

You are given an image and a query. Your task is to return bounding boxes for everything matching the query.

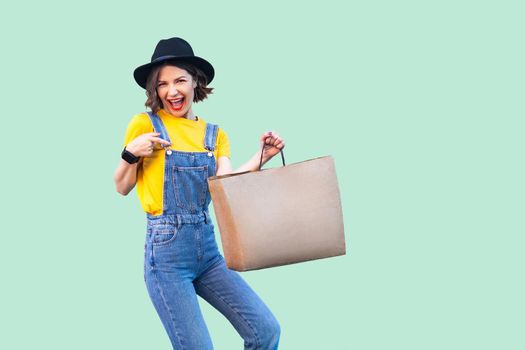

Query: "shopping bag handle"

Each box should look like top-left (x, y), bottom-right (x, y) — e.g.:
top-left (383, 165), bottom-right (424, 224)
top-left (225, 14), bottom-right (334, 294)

top-left (258, 141), bottom-right (286, 171)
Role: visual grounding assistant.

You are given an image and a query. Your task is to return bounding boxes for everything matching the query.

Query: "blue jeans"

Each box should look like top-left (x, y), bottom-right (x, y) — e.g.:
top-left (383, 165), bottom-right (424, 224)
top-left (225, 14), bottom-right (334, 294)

top-left (144, 219), bottom-right (281, 350)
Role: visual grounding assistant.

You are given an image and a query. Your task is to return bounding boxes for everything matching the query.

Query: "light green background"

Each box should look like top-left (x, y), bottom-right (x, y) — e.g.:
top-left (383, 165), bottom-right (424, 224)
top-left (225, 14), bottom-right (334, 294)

top-left (1, 0), bottom-right (523, 349)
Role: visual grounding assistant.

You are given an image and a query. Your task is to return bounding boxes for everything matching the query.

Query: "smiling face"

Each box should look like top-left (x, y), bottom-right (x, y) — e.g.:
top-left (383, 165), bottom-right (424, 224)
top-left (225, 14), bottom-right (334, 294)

top-left (156, 64), bottom-right (197, 118)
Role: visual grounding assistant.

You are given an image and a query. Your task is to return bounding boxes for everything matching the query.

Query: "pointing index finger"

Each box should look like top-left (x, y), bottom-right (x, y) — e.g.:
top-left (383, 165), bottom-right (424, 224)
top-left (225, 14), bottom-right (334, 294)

top-left (148, 136), bottom-right (171, 145)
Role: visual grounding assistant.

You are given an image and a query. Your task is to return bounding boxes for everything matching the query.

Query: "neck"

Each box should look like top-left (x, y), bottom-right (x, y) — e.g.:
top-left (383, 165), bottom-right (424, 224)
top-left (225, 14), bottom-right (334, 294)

top-left (185, 109), bottom-right (196, 120)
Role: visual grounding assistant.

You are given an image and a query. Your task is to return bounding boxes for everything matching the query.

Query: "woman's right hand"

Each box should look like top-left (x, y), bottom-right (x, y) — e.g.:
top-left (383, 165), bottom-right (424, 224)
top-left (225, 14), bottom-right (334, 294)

top-left (125, 132), bottom-right (171, 157)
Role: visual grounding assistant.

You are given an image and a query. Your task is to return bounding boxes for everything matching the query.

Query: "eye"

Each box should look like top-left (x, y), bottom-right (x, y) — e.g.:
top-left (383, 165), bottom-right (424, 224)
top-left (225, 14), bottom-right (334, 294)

top-left (176, 79), bottom-right (186, 84)
top-left (157, 82), bottom-right (166, 87)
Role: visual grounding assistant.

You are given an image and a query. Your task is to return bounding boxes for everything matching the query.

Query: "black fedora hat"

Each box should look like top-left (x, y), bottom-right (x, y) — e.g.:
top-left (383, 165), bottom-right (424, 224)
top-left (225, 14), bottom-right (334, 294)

top-left (133, 37), bottom-right (215, 89)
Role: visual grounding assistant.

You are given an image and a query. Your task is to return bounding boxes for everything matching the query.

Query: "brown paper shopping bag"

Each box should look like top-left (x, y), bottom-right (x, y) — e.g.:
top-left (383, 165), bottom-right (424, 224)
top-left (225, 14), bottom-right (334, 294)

top-left (208, 152), bottom-right (346, 271)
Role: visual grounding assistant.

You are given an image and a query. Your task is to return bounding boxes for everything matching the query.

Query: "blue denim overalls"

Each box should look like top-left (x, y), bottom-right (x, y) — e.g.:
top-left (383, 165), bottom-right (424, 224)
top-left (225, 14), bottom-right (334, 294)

top-left (143, 112), bottom-right (280, 350)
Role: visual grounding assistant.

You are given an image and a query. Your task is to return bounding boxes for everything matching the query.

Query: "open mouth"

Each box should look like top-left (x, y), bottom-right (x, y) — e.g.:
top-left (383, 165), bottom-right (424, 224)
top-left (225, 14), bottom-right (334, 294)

top-left (169, 97), bottom-right (185, 110)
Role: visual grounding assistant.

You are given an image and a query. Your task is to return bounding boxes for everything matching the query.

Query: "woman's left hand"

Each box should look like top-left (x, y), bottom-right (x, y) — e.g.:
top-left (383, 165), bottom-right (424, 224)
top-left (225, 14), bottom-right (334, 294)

top-left (260, 131), bottom-right (285, 160)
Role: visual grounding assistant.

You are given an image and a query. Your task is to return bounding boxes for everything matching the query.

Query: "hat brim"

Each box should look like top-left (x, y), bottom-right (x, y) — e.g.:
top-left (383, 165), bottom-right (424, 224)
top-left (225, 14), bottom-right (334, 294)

top-left (133, 56), bottom-right (215, 89)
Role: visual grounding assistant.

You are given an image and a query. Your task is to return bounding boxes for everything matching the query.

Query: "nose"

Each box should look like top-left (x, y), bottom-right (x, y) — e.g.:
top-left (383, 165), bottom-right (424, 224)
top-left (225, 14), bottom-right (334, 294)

top-left (168, 84), bottom-right (179, 96)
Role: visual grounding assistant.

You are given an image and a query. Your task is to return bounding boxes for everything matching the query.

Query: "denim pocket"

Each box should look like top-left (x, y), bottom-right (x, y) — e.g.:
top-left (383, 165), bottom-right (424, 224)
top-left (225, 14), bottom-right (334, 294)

top-left (172, 165), bottom-right (208, 211)
top-left (147, 223), bottom-right (178, 246)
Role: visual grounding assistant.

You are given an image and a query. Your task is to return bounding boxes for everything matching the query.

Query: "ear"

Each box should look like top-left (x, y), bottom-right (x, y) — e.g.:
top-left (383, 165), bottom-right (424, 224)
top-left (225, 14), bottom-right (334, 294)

top-left (192, 80), bottom-right (197, 89)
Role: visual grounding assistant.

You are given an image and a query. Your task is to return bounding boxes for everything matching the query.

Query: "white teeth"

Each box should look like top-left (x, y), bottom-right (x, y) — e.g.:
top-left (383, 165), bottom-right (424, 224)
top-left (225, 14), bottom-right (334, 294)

top-left (169, 98), bottom-right (184, 109)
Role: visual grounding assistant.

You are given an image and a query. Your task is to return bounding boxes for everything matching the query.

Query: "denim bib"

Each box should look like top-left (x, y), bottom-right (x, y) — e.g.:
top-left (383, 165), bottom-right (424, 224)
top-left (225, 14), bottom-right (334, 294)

top-left (145, 112), bottom-right (218, 226)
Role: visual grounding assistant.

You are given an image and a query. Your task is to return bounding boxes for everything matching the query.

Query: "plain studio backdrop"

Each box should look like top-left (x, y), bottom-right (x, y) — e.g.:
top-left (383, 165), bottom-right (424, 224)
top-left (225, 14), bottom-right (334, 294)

top-left (0, 1), bottom-right (523, 349)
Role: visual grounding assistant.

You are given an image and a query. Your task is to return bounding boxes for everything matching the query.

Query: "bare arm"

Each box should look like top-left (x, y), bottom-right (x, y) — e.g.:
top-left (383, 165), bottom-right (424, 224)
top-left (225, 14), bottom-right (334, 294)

top-left (113, 159), bottom-right (140, 196)
top-left (215, 152), bottom-right (261, 176)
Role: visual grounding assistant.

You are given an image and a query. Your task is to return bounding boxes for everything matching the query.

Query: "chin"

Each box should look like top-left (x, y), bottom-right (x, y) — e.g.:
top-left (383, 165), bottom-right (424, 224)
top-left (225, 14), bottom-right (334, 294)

top-left (167, 108), bottom-right (185, 117)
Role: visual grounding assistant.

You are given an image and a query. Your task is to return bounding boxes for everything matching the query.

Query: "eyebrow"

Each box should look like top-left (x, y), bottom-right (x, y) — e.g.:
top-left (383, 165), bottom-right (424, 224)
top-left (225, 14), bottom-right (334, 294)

top-left (157, 75), bottom-right (187, 83)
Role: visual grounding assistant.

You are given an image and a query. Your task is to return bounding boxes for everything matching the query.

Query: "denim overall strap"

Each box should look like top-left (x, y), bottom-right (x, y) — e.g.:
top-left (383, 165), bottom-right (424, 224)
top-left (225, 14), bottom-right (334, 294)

top-left (204, 123), bottom-right (218, 151)
top-left (146, 112), bottom-right (171, 144)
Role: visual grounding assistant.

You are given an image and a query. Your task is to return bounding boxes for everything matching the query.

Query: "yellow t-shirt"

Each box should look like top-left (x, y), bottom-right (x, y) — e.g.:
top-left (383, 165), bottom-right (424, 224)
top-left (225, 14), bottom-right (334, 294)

top-left (123, 109), bottom-right (231, 216)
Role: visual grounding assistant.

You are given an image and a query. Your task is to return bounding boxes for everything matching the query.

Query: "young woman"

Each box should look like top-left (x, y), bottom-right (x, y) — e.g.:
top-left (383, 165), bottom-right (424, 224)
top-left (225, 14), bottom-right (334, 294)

top-left (113, 37), bottom-right (283, 349)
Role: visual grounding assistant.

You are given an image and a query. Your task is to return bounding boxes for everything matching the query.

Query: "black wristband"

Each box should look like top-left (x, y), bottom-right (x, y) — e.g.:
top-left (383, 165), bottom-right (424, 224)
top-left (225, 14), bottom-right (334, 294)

top-left (121, 147), bottom-right (140, 164)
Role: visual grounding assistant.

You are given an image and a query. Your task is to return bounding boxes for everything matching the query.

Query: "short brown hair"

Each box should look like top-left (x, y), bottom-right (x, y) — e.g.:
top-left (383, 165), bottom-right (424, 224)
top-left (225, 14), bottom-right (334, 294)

top-left (144, 61), bottom-right (214, 114)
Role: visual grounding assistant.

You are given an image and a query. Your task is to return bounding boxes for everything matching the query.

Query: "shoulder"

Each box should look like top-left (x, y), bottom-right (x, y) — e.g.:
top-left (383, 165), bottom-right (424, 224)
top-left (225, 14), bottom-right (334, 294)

top-left (199, 117), bottom-right (228, 138)
top-left (123, 112), bottom-right (154, 144)
top-left (207, 123), bottom-right (229, 141)
top-left (217, 127), bottom-right (229, 140)
top-left (216, 126), bottom-right (230, 157)
top-left (125, 112), bottom-right (155, 135)
top-left (198, 117), bottom-right (230, 157)
top-left (127, 112), bottom-right (152, 130)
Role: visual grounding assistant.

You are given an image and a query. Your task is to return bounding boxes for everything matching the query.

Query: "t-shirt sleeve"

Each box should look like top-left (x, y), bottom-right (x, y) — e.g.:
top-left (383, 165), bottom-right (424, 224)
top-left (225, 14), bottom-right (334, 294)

top-left (216, 127), bottom-right (231, 159)
top-left (123, 113), bottom-right (154, 147)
